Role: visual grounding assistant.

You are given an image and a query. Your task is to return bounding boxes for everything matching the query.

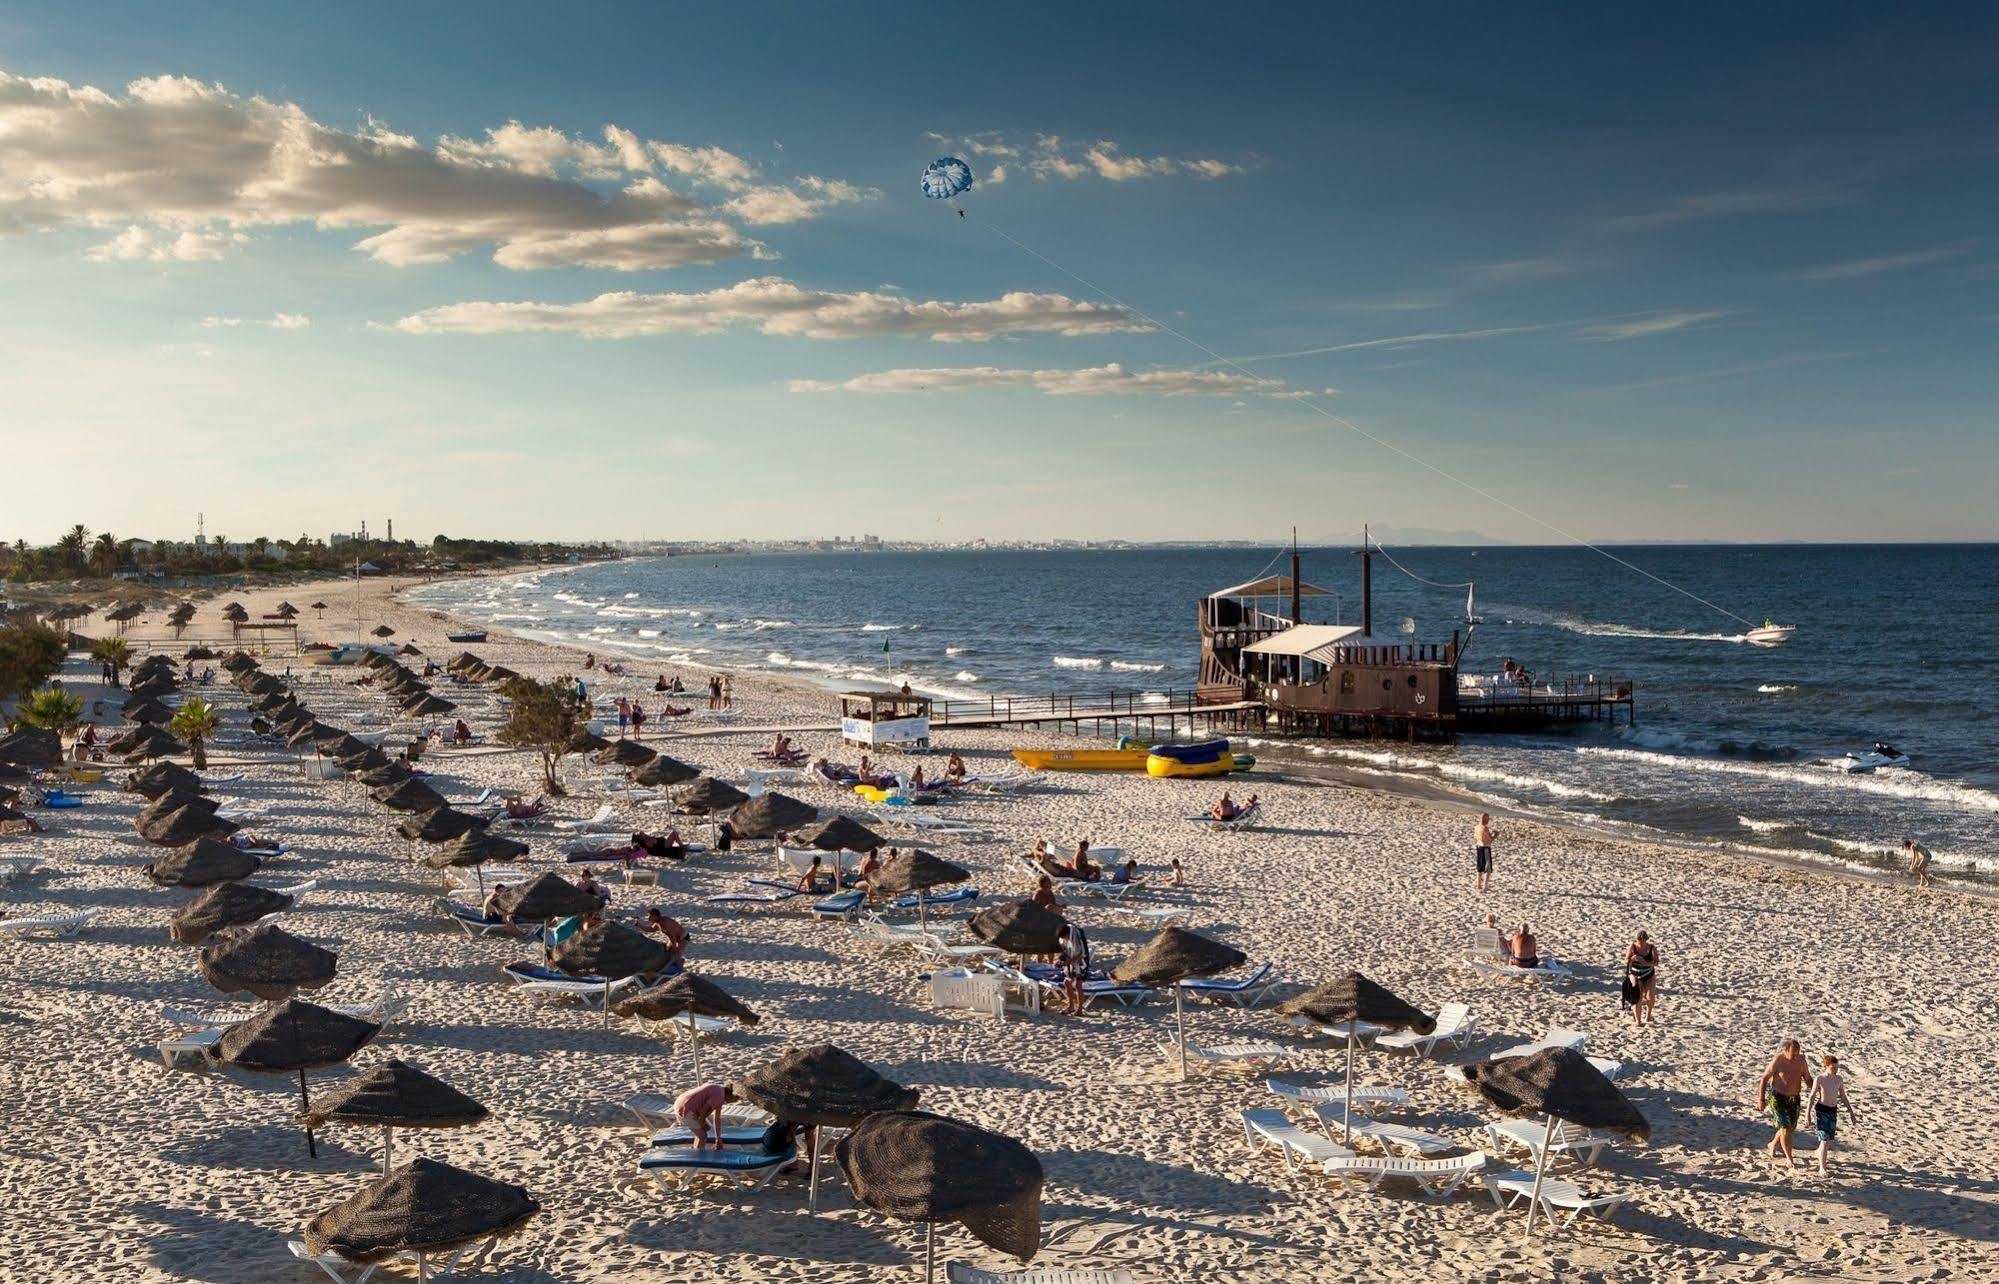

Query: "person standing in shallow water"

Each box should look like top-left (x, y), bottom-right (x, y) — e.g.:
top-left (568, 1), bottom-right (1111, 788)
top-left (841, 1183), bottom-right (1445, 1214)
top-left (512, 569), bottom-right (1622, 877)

top-left (1474, 812), bottom-right (1496, 892)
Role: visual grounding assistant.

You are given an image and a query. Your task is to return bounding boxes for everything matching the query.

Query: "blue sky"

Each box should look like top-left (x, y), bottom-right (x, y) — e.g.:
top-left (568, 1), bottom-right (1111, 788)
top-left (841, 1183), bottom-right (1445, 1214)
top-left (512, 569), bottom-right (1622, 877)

top-left (1, 3), bottom-right (1993, 545)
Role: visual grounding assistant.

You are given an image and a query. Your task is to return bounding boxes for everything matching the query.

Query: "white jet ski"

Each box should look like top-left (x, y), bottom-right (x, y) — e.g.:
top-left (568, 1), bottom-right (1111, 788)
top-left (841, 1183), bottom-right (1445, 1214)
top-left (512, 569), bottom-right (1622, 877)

top-left (1829, 742), bottom-right (1910, 773)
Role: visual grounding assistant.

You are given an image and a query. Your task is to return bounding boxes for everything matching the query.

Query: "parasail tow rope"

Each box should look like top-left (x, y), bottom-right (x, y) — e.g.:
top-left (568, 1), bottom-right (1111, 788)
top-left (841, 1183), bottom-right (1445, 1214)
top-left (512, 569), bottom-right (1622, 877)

top-left (978, 220), bottom-right (1761, 630)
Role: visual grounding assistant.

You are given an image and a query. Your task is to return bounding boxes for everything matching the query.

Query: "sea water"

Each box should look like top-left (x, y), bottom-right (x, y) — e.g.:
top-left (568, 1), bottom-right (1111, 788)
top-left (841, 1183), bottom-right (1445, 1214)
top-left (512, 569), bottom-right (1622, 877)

top-left (408, 544), bottom-right (1999, 882)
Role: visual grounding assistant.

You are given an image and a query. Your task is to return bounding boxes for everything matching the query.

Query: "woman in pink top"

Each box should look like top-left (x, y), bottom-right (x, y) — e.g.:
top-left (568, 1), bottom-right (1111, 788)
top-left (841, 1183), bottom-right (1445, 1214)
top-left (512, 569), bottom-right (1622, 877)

top-left (673, 1081), bottom-right (736, 1149)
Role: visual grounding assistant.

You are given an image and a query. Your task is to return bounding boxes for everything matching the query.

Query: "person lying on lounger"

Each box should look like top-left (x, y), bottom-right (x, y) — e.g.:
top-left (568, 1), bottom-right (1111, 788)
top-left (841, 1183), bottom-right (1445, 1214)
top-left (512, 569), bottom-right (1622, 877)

top-left (504, 794), bottom-right (548, 821)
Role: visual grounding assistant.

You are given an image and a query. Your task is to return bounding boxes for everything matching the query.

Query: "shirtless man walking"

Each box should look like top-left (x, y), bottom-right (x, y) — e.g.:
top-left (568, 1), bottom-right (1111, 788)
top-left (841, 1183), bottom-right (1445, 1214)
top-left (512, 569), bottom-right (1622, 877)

top-left (1475, 813), bottom-right (1496, 892)
top-left (1756, 1038), bottom-right (1814, 1168)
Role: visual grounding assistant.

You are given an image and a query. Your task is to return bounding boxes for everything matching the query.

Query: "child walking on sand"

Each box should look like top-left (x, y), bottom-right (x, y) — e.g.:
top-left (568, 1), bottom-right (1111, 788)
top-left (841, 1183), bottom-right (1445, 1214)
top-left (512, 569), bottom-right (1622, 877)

top-left (1805, 1054), bottom-right (1858, 1174)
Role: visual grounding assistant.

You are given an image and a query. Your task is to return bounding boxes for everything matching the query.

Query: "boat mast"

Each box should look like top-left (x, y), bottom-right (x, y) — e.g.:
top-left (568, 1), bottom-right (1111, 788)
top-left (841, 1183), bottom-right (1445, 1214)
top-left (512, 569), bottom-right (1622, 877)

top-left (1289, 527), bottom-right (1302, 625)
top-left (1354, 523), bottom-right (1374, 636)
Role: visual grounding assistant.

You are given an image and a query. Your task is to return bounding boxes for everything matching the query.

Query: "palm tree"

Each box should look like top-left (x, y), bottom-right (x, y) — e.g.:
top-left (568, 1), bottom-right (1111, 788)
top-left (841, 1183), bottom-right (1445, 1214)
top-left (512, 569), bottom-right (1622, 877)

top-left (55, 524), bottom-right (89, 571)
top-left (169, 697), bottom-right (222, 770)
top-left (14, 685), bottom-right (82, 735)
top-left (90, 531), bottom-right (118, 577)
top-left (89, 636), bottom-right (132, 686)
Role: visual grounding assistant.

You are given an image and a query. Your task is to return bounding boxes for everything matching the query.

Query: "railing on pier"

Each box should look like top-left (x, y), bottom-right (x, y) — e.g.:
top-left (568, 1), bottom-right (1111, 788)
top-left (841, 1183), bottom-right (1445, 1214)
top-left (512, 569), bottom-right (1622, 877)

top-left (1456, 674), bottom-right (1633, 707)
top-left (930, 688), bottom-right (1225, 726)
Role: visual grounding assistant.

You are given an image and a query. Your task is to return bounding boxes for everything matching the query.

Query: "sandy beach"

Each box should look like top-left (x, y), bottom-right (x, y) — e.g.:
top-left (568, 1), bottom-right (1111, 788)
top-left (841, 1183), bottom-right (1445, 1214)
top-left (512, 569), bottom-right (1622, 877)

top-left (3, 568), bottom-right (1994, 1284)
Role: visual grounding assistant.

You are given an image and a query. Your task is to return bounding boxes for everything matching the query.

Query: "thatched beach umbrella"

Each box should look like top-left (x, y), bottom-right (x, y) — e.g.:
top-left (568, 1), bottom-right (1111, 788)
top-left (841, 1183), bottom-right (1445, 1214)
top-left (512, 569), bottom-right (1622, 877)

top-left (275, 602), bottom-right (300, 618)
top-left (183, 645), bottom-right (219, 660)
top-left (1461, 1045), bottom-right (1649, 1235)
top-left (137, 803), bottom-right (238, 846)
top-left (145, 836), bottom-right (260, 887)
top-left (795, 814), bottom-right (887, 855)
top-left (371, 624), bottom-right (395, 638)
top-left (732, 1043), bottom-right (919, 1212)
top-left (968, 900), bottom-right (1066, 957)
top-left (422, 829), bottom-right (528, 896)
top-left (837, 1111), bottom-right (1043, 1282)
top-left (136, 788), bottom-right (219, 826)
top-left (445, 652), bottom-right (484, 673)
top-left (372, 778), bottom-right (447, 815)
top-left (123, 698), bottom-right (175, 724)
top-left (311, 601), bottom-right (328, 618)
top-left (322, 733), bottom-right (375, 763)
top-left (0, 728), bottom-right (61, 768)
top-left (399, 643), bottom-right (422, 657)
top-left (286, 721), bottom-right (331, 749)
top-left (252, 691), bottom-right (300, 715)
top-left (127, 761), bottom-right (202, 798)
top-left (403, 693), bottom-right (456, 717)
top-left (213, 998), bottom-right (379, 1158)
top-left (1274, 972), bottom-right (1435, 1144)
top-left (170, 880), bottom-right (292, 943)
top-left (357, 761), bottom-right (416, 790)
top-left (1112, 928), bottom-right (1247, 1081)
top-left (341, 746), bottom-right (393, 775)
top-left (631, 753), bottom-right (699, 788)
top-left (113, 724), bottom-right (182, 760)
top-left (222, 603), bottom-right (249, 623)
top-left (612, 972), bottom-right (759, 1077)
top-left (675, 776), bottom-right (748, 813)
top-left (872, 849), bottom-right (969, 933)
top-left (303, 1158), bottom-right (538, 1275)
top-left (730, 791), bottom-right (818, 840)
top-left (395, 807), bottom-right (488, 845)
top-left (565, 727), bottom-right (611, 754)
top-left (304, 1059), bottom-right (489, 1174)
top-left (489, 872), bottom-right (599, 923)
top-left (200, 924), bottom-right (337, 1001)
top-left (549, 921), bottom-right (669, 1020)
top-left (594, 739), bottom-right (656, 769)
top-left (221, 650), bottom-right (259, 672)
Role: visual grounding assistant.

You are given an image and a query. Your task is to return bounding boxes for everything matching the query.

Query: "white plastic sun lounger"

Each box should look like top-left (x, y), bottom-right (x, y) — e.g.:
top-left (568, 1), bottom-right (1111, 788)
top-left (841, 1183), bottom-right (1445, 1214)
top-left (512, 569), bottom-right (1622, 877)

top-left (287, 1238), bottom-right (486, 1283)
top-left (1490, 1030), bottom-right (1587, 1060)
top-left (1466, 956), bottom-right (1573, 984)
top-left (1375, 1002), bottom-right (1476, 1058)
top-left (1241, 1109), bottom-right (1356, 1171)
top-left (848, 918), bottom-right (935, 953)
top-left (1163, 1036), bottom-right (1290, 1072)
top-left (445, 787), bottom-right (495, 808)
top-left (1484, 1170), bottom-right (1637, 1226)
top-left (638, 1144), bottom-right (792, 1192)
top-left (552, 804), bottom-right (619, 833)
top-left (1186, 802), bottom-right (1262, 831)
top-left (706, 885), bottom-right (806, 911)
top-left (1321, 1151), bottom-right (1486, 1197)
top-left (929, 970), bottom-right (1007, 1018)
top-left (1118, 904), bottom-right (1192, 930)
top-left (619, 1094), bottom-right (772, 1131)
top-left (946, 1266), bottom-right (1136, 1284)
top-left (1177, 961), bottom-right (1278, 1008)
top-left (1312, 1103), bottom-right (1458, 1157)
top-left (157, 1026), bottom-right (224, 1068)
top-left (0, 909), bottom-right (101, 939)
top-left (1485, 1118), bottom-right (1617, 1167)
top-left (1265, 1080), bottom-right (1412, 1117)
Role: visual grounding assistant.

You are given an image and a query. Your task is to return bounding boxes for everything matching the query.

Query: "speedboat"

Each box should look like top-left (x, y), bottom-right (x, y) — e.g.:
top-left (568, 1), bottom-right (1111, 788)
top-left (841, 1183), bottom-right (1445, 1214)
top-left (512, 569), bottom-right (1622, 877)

top-left (1745, 621), bottom-right (1795, 647)
top-left (1829, 742), bottom-right (1910, 773)
top-left (445, 628), bottom-right (488, 643)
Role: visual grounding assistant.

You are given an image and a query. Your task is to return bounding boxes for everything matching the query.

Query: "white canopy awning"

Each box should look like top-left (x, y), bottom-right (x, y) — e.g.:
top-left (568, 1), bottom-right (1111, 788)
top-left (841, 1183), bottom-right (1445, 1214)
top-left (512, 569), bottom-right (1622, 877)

top-left (1241, 624), bottom-right (1369, 659)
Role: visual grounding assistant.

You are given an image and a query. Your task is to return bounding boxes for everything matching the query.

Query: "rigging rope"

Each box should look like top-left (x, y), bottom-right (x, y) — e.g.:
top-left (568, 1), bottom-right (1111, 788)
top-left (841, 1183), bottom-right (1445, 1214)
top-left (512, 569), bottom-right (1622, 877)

top-left (980, 222), bottom-right (1760, 629)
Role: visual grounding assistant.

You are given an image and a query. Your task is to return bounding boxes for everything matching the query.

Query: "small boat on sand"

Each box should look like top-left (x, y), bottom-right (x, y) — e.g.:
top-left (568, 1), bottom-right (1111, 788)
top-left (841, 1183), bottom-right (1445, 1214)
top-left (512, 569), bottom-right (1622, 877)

top-left (445, 628), bottom-right (488, 643)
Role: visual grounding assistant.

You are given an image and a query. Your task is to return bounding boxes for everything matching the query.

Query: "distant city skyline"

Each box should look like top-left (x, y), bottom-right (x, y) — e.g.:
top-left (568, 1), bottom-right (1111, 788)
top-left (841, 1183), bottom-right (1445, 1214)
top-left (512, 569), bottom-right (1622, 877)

top-left (2, 4), bottom-right (1995, 544)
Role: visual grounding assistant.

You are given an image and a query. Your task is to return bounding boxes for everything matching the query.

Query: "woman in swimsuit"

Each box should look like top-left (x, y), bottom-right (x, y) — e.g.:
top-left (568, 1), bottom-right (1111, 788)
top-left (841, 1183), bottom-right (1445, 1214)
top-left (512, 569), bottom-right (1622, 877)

top-left (1624, 930), bottom-right (1659, 1028)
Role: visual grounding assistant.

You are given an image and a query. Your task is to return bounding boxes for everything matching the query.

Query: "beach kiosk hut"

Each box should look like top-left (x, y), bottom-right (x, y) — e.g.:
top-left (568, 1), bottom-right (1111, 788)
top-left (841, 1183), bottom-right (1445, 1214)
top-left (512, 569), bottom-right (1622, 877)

top-left (839, 691), bottom-right (931, 752)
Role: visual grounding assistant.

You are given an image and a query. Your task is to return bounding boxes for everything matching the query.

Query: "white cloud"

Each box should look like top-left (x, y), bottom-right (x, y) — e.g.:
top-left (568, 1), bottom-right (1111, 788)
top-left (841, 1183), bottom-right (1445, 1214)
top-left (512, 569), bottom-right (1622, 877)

top-left (201, 311), bottom-right (311, 329)
top-left (790, 362), bottom-right (1283, 397)
top-left (392, 276), bottom-right (1151, 342)
top-left (1800, 246), bottom-right (1965, 281)
top-left (86, 225), bottom-right (244, 262)
top-left (926, 131), bottom-right (1244, 184)
top-left (1602, 187), bottom-right (1839, 230)
top-left (1579, 309), bottom-right (1731, 341)
top-left (0, 69), bottom-right (863, 269)
top-left (723, 177), bottom-right (875, 225)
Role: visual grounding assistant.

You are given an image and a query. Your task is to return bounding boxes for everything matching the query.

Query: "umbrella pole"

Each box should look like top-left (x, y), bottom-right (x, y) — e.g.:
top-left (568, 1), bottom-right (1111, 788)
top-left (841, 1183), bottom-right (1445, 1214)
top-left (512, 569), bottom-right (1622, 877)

top-left (924, 1222), bottom-right (935, 1283)
top-left (383, 1125), bottom-right (393, 1174)
top-left (1343, 1029), bottom-right (1356, 1146)
top-left (603, 979), bottom-right (612, 1025)
top-left (1175, 988), bottom-right (1188, 1082)
top-left (689, 1022), bottom-right (701, 1079)
top-left (299, 1068), bottom-right (317, 1158)
top-left (1523, 1114), bottom-right (1556, 1238)
top-left (808, 1125), bottom-right (824, 1212)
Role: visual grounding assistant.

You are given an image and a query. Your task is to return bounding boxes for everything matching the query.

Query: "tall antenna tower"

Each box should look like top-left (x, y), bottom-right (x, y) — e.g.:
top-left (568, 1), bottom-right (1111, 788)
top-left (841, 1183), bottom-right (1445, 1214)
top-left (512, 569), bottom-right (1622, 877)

top-left (386, 518), bottom-right (394, 543)
top-left (196, 512), bottom-right (205, 545)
